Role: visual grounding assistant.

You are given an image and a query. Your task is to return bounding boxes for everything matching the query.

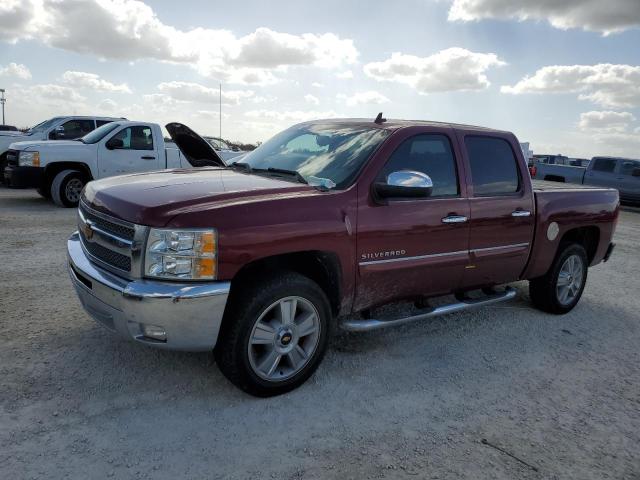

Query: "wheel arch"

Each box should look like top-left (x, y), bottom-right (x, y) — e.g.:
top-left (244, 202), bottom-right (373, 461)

top-left (559, 226), bottom-right (600, 265)
top-left (43, 162), bottom-right (93, 188)
top-left (228, 251), bottom-right (343, 317)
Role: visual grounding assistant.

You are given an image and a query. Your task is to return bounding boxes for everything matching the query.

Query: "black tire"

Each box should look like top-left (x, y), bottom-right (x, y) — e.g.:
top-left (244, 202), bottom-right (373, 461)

top-left (51, 169), bottom-right (85, 207)
top-left (529, 243), bottom-right (588, 314)
top-left (215, 271), bottom-right (331, 397)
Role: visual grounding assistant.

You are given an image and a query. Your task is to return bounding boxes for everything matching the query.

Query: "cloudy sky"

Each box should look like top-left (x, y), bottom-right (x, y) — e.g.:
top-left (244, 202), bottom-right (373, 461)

top-left (0, 0), bottom-right (639, 157)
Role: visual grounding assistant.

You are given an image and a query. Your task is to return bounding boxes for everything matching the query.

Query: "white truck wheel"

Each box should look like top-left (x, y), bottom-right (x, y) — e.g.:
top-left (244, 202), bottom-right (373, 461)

top-left (51, 169), bottom-right (85, 208)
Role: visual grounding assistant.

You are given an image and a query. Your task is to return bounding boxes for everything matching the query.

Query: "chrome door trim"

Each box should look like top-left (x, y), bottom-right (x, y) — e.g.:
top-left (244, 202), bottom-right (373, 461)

top-left (471, 243), bottom-right (529, 253)
top-left (359, 250), bottom-right (468, 266)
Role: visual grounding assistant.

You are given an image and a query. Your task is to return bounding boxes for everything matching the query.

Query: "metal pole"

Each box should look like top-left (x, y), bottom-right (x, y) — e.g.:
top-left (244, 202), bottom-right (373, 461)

top-left (219, 83), bottom-right (222, 141)
top-left (0, 89), bottom-right (5, 125)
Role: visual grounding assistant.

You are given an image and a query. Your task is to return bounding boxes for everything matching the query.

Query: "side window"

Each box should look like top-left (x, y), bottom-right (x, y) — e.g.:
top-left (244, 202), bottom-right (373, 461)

top-left (110, 126), bottom-right (154, 151)
top-left (96, 120), bottom-right (113, 127)
top-left (59, 119), bottom-right (95, 138)
top-left (379, 134), bottom-right (459, 197)
top-left (466, 136), bottom-right (520, 196)
top-left (619, 160), bottom-right (640, 176)
top-left (592, 158), bottom-right (617, 173)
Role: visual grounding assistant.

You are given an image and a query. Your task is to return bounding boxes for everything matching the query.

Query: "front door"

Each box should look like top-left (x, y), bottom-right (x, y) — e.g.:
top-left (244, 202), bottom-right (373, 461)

top-left (458, 134), bottom-right (535, 288)
top-left (99, 125), bottom-right (160, 178)
top-left (355, 129), bottom-right (470, 311)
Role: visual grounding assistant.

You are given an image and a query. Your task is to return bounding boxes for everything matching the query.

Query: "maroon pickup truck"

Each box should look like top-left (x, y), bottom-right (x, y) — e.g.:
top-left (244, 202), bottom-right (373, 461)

top-left (67, 116), bottom-right (619, 396)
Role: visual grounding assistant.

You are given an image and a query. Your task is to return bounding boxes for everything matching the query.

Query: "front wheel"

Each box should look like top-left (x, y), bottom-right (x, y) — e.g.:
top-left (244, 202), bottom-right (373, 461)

top-left (51, 169), bottom-right (85, 207)
top-left (529, 243), bottom-right (588, 314)
top-left (215, 272), bottom-right (331, 397)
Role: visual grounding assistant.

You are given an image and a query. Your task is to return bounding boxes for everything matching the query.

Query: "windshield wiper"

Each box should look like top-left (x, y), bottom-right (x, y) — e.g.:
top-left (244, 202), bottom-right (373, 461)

top-left (229, 162), bottom-right (252, 172)
top-left (265, 167), bottom-right (307, 184)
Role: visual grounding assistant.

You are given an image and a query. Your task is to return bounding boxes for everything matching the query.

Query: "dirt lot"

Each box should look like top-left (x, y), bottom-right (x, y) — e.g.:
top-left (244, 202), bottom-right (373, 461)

top-left (1, 187), bottom-right (639, 480)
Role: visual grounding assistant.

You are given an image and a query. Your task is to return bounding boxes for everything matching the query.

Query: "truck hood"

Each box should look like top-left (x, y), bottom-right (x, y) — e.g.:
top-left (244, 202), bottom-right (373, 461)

top-left (165, 122), bottom-right (225, 167)
top-left (0, 130), bottom-right (30, 138)
top-left (83, 168), bottom-right (313, 226)
top-left (9, 139), bottom-right (83, 150)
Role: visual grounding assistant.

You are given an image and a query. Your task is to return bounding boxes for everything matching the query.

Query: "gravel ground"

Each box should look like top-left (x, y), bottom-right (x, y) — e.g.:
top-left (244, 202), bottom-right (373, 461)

top-left (1, 187), bottom-right (639, 480)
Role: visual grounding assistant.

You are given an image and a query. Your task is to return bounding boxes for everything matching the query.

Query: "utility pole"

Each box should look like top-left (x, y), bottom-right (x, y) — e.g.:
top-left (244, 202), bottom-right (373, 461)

top-left (219, 83), bottom-right (222, 141)
top-left (0, 89), bottom-right (5, 125)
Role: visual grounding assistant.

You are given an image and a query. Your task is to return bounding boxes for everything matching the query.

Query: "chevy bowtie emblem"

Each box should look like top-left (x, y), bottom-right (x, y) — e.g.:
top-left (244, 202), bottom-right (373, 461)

top-left (82, 219), bottom-right (95, 240)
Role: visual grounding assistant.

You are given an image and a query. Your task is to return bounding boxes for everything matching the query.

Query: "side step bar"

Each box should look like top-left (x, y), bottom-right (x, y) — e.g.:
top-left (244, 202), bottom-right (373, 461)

top-left (341, 286), bottom-right (517, 332)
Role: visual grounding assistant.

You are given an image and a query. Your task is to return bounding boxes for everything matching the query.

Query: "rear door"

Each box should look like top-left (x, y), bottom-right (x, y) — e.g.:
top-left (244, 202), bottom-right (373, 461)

top-left (457, 133), bottom-right (535, 288)
top-left (355, 126), bottom-right (470, 310)
top-left (99, 125), bottom-right (160, 178)
top-left (584, 157), bottom-right (618, 188)
top-left (616, 159), bottom-right (640, 202)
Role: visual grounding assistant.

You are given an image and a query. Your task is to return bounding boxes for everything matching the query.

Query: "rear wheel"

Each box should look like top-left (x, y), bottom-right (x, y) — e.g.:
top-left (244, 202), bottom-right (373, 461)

top-left (215, 272), bottom-right (331, 397)
top-left (51, 169), bottom-right (85, 207)
top-left (529, 243), bottom-right (588, 314)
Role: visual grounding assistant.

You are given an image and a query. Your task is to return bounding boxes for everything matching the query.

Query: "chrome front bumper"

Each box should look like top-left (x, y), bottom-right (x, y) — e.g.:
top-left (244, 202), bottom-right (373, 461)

top-left (67, 232), bottom-right (231, 351)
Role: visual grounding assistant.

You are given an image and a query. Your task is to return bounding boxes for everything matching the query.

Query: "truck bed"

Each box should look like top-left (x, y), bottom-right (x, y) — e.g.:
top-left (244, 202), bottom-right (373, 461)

top-left (532, 179), bottom-right (609, 192)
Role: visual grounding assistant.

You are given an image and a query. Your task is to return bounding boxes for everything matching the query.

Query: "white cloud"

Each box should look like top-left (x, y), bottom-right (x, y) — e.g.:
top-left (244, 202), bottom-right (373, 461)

top-left (245, 109), bottom-right (341, 122)
top-left (157, 81), bottom-right (253, 105)
top-left (0, 62), bottom-right (31, 79)
top-left (0, 1), bottom-right (358, 85)
top-left (578, 111), bottom-right (636, 132)
top-left (337, 91), bottom-right (390, 106)
top-left (447, 0), bottom-right (640, 35)
top-left (364, 47), bottom-right (505, 93)
top-left (336, 70), bottom-right (353, 79)
top-left (502, 64), bottom-right (640, 108)
top-left (304, 94), bottom-right (320, 105)
top-left (311, 82), bottom-right (324, 88)
top-left (98, 98), bottom-right (118, 112)
top-left (62, 71), bottom-right (131, 93)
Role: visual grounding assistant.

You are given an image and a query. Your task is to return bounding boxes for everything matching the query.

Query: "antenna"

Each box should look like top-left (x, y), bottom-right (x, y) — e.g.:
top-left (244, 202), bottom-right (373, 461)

top-left (374, 112), bottom-right (386, 124)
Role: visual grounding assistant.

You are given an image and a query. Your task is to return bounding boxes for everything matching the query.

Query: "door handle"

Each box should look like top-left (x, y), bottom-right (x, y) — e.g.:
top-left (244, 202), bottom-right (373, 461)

top-left (442, 215), bottom-right (468, 224)
top-left (141, 155), bottom-right (156, 160)
top-left (511, 210), bottom-right (531, 217)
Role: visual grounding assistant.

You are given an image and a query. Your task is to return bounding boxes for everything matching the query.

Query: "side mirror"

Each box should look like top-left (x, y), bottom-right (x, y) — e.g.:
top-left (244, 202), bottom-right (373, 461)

top-left (49, 125), bottom-right (65, 140)
top-left (106, 137), bottom-right (124, 150)
top-left (374, 171), bottom-right (433, 199)
top-left (632, 168), bottom-right (640, 177)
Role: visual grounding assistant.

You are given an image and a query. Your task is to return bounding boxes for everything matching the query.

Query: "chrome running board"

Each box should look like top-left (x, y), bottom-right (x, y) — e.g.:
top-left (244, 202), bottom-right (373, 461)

top-left (341, 287), bottom-right (517, 332)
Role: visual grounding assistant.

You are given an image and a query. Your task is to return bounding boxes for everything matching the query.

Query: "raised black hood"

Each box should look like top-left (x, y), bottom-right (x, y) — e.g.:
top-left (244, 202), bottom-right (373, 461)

top-left (165, 122), bottom-right (225, 167)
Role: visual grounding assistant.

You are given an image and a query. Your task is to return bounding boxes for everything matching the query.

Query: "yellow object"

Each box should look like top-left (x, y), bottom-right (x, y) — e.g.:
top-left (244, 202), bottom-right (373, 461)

top-left (195, 257), bottom-right (216, 278)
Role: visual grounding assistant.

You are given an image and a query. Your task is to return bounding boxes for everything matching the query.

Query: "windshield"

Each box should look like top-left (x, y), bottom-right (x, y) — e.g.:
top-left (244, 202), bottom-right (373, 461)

top-left (205, 137), bottom-right (230, 150)
top-left (28, 117), bottom-right (62, 132)
top-left (81, 122), bottom-right (120, 144)
top-left (236, 123), bottom-right (390, 189)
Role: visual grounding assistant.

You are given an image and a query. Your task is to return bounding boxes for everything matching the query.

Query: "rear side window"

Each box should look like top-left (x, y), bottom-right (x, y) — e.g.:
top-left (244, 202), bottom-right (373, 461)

top-left (592, 158), bottom-right (617, 173)
top-left (465, 136), bottom-right (520, 195)
top-left (380, 134), bottom-right (459, 197)
top-left (619, 160), bottom-right (640, 176)
top-left (96, 120), bottom-right (113, 127)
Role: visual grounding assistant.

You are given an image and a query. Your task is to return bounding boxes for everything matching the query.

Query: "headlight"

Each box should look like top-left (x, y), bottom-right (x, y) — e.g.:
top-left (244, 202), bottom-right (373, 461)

top-left (144, 228), bottom-right (217, 280)
top-left (19, 151), bottom-right (40, 167)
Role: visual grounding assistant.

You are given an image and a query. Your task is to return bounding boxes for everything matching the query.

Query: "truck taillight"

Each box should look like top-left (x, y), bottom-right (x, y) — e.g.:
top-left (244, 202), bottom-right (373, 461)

top-left (529, 165), bottom-right (537, 177)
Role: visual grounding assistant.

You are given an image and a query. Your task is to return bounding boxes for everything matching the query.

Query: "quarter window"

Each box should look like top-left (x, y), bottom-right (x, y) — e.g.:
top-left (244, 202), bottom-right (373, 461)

top-left (591, 158), bottom-right (617, 173)
top-left (110, 126), bottom-right (154, 151)
top-left (466, 136), bottom-right (520, 196)
top-left (379, 134), bottom-right (459, 197)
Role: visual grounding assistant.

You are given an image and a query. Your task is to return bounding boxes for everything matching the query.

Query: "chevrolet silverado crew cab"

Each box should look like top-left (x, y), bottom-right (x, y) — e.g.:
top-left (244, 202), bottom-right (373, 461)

top-left (4, 121), bottom-right (222, 207)
top-left (67, 116), bottom-right (619, 396)
top-left (0, 115), bottom-right (122, 182)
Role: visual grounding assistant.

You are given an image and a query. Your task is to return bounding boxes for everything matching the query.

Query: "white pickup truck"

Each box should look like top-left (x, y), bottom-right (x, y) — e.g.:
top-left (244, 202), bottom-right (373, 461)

top-left (4, 121), bottom-right (224, 207)
top-left (0, 115), bottom-right (123, 181)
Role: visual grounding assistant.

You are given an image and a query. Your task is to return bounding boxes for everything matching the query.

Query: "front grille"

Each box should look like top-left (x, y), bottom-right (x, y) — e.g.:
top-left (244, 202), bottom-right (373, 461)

top-left (79, 202), bottom-right (134, 241)
top-left (80, 229), bottom-right (132, 271)
top-left (5, 150), bottom-right (18, 167)
top-left (78, 201), bottom-right (138, 274)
